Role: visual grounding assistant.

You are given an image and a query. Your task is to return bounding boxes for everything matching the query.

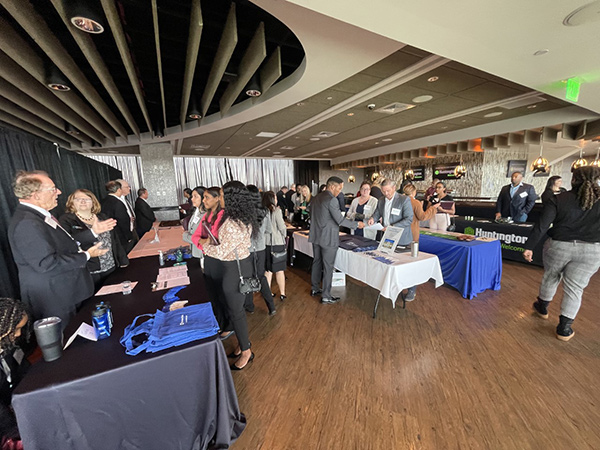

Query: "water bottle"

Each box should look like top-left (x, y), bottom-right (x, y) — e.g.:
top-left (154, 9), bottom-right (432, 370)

top-left (92, 302), bottom-right (112, 340)
top-left (410, 241), bottom-right (419, 258)
top-left (159, 250), bottom-right (165, 266)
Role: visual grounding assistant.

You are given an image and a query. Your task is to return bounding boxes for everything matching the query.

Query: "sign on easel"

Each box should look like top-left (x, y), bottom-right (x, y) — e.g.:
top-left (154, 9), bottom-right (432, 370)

top-left (377, 226), bottom-right (404, 254)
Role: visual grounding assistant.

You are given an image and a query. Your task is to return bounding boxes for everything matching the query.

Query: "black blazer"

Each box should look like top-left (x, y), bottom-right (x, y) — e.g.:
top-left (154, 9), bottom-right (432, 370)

top-left (496, 183), bottom-right (537, 219)
top-left (101, 194), bottom-right (132, 248)
top-left (134, 198), bottom-right (156, 236)
top-left (7, 204), bottom-right (93, 325)
top-left (58, 213), bottom-right (129, 272)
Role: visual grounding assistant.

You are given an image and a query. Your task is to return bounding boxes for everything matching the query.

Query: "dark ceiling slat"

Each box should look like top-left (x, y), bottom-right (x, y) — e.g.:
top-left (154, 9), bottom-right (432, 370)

top-left (0, 111), bottom-right (71, 148)
top-left (151, 0), bottom-right (167, 132)
top-left (101, 0), bottom-right (153, 134)
top-left (0, 0), bottom-right (126, 141)
top-left (179, 0), bottom-right (203, 126)
top-left (0, 51), bottom-right (107, 144)
top-left (260, 47), bottom-right (281, 96)
top-left (201, 3), bottom-right (237, 118)
top-left (50, 0), bottom-right (141, 138)
top-left (219, 22), bottom-right (266, 116)
top-left (0, 96), bottom-right (81, 147)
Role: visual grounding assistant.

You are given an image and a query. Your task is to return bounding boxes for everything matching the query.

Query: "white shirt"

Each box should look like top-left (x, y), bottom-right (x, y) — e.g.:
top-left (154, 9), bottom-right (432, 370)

top-left (110, 193), bottom-right (135, 231)
top-left (383, 196), bottom-right (394, 227)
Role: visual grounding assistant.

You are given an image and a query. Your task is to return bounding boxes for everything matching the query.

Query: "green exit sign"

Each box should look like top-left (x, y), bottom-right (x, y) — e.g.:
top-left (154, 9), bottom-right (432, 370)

top-left (566, 77), bottom-right (581, 102)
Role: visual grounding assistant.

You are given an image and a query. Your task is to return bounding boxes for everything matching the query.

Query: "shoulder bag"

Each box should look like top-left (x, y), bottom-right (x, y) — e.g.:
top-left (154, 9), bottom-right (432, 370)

top-left (235, 249), bottom-right (261, 295)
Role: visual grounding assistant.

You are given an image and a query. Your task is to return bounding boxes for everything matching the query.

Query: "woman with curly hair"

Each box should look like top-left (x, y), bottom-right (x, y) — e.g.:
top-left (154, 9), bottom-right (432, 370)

top-left (203, 181), bottom-right (259, 370)
top-left (523, 166), bottom-right (600, 341)
top-left (0, 298), bottom-right (29, 450)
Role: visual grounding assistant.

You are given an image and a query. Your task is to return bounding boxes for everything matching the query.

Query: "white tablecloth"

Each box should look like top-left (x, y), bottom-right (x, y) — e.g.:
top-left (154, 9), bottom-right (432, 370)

top-left (293, 232), bottom-right (443, 307)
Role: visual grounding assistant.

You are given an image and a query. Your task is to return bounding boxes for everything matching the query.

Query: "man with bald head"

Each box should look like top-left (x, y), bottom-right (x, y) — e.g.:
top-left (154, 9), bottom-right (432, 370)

top-left (495, 171), bottom-right (537, 222)
top-left (8, 170), bottom-right (113, 328)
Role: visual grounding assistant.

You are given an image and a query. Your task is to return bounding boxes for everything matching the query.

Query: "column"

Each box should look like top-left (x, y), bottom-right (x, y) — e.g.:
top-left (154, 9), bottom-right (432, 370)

top-left (139, 143), bottom-right (179, 221)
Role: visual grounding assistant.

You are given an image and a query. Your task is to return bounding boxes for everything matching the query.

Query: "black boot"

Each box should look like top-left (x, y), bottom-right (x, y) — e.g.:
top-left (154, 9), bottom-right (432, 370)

top-left (556, 315), bottom-right (575, 341)
top-left (532, 298), bottom-right (550, 319)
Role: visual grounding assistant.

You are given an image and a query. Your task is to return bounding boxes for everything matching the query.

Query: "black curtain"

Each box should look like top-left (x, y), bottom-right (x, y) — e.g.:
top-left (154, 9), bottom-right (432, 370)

top-left (0, 126), bottom-right (121, 298)
top-left (294, 160), bottom-right (319, 188)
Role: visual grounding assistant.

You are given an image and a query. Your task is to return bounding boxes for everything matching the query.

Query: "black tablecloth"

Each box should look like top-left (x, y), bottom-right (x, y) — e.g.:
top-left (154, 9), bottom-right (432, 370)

top-left (12, 257), bottom-right (246, 450)
top-left (453, 216), bottom-right (547, 266)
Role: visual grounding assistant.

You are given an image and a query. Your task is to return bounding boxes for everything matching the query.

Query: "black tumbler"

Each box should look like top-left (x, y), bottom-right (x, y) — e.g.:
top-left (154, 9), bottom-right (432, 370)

top-left (33, 317), bottom-right (63, 362)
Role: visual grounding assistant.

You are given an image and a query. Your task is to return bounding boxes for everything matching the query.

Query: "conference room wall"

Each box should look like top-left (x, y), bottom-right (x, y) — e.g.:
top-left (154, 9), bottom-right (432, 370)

top-left (318, 161), bottom-right (366, 193)
top-left (0, 126), bottom-right (121, 299)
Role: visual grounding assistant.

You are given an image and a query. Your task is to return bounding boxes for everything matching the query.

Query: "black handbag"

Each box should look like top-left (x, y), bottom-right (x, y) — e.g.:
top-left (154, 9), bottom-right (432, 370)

top-left (271, 250), bottom-right (287, 264)
top-left (235, 249), bottom-right (261, 295)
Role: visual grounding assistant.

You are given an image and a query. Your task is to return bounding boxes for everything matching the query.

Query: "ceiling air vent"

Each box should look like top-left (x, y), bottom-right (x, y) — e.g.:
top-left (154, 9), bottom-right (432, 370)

top-left (312, 131), bottom-right (339, 138)
top-left (500, 96), bottom-right (546, 110)
top-left (374, 102), bottom-right (416, 114)
top-left (190, 144), bottom-right (211, 150)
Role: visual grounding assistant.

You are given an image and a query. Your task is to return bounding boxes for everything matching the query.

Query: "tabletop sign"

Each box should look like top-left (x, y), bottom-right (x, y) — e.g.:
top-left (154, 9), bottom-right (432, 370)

top-left (377, 226), bottom-right (404, 254)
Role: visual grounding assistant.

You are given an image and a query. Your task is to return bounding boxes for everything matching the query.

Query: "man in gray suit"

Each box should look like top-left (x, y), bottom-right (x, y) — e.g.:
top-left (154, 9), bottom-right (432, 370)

top-left (309, 176), bottom-right (364, 304)
top-left (368, 178), bottom-right (415, 299)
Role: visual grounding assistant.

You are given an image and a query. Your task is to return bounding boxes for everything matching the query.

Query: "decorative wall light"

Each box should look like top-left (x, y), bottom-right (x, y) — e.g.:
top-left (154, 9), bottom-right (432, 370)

top-left (531, 140), bottom-right (549, 174)
top-left (571, 143), bottom-right (588, 171)
top-left (454, 156), bottom-right (467, 178)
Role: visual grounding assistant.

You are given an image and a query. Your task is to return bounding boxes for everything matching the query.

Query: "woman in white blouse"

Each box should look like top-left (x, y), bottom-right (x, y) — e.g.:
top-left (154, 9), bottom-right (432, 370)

top-left (346, 181), bottom-right (379, 239)
top-left (203, 181), bottom-right (260, 370)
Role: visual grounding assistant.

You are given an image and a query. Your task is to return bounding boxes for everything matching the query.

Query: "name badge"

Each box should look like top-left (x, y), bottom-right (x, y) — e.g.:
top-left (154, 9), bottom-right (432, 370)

top-left (391, 208), bottom-right (401, 216)
top-left (519, 192), bottom-right (528, 198)
top-left (191, 215), bottom-right (200, 225)
top-left (364, 205), bottom-right (371, 212)
top-left (44, 216), bottom-right (57, 229)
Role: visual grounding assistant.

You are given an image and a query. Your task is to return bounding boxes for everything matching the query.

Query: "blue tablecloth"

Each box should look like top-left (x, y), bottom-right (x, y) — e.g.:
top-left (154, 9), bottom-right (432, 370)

top-left (418, 234), bottom-right (502, 299)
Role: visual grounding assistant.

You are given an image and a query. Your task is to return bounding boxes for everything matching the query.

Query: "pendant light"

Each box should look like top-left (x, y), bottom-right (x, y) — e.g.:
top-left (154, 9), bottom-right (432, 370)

top-left (590, 147), bottom-right (600, 168)
top-left (454, 156), bottom-right (467, 178)
top-left (347, 168), bottom-right (355, 183)
top-left (531, 139), bottom-right (549, 174)
top-left (571, 142), bottom-right (588, 171)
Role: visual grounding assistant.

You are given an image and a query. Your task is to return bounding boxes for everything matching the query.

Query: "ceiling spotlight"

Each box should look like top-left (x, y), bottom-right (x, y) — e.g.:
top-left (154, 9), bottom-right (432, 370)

top-left (154, 119), bottom-right (164, 139)
top-left (347, 113), bottom-right (354, 116)
top-left (187, 94), bottom-right (202, 120)
top-left (527, 105), bottom-right (537, 109)
top-left (69, 3), bottom-right (105, 34)
top-left (533, 49), bottom-right (549, 56)
top-left (427, 76), bottom-right (439, 82)
top-left (382, 138), bottom-right (392, 142)
top-left (45, 63), bottom-right (70, 91)
top-left (484, 111), bottom-right (503, 118)
top-left (245, 74), bottom-right (262, 97)
top-left (65, 123), bottom-right (80, 135)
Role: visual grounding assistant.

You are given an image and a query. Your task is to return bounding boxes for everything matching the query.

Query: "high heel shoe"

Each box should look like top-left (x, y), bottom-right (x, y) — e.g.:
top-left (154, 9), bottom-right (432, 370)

top-left (230, 352), bottom-right (255, 370)
top-left (280, 294), bottom-right (287, 301)
top-left (227, 351), bottom-right (241, 358)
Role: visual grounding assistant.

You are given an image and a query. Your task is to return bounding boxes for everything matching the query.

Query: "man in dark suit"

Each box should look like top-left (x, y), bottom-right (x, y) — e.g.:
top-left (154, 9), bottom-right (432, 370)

top-left (285, 184), bottom-right (296, 220)
top-left (8, 171), bottom-right (112, 329)
top-left (102, 180), bottom-right (138, 253)
top-left (276, 186), bottom-right (288, 216)
top-left (135, 187), bottom-right (156, 237)
top-left (495, 171), bottom-right (538, 222)
top-left (309, 176), bottom-right (364, 304)
top-left (368, 178), bottom-right (414, 247)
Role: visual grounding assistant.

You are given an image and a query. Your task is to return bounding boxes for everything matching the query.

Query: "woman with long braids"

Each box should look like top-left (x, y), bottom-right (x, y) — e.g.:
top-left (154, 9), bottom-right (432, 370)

top-left (523, 166), bottom-right (600, 341)
top-left (203, 182), bottom-right (259, 370)
top-left (0, 298), bottom-right (29, 448)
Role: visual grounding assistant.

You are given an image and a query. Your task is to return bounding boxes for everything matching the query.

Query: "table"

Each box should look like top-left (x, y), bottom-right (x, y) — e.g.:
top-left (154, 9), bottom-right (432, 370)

top-left (128, 224), bottom-right (189, 259)
top-left (452, 216), bottom-right (547, 266)
top-left (12, 257), bottom-right (246, 450)
top-left (418, 231), bottom-right (502, 299)
top-left (293, 232), bottom-right (444, 317)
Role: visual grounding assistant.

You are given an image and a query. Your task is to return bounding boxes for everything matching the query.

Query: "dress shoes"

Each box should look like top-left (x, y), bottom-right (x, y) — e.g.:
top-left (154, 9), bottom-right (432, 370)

top-left (227, 351), bottom-right (241, 358)
top-left (320, 296), bottom-right (340, 304)
top-left (310, 289), bottom-right (322, 296)
top-left (230, 352), bottom-right (255, 370)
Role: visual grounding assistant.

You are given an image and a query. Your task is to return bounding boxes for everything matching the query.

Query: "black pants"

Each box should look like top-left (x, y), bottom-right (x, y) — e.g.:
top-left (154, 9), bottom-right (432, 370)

top-left (91, 267), bottom-right (115, 292)
top-left (311, 244), bottom-right (338, 299)
top-left (204, 255), bottom-right (252, 351)
top-left (244, 250), bottom-right (276, 313)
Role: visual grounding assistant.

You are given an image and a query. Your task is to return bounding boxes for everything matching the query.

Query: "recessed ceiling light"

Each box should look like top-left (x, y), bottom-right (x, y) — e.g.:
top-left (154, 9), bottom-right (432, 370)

top-left (107, 150), bottom-right (118, 153)
top-left (256, 132), bottom-right (280, 138)
top-left (382, 138), bottom-right (392, 142)
top-left (280, 146), bottom-right (296, 150)
top-left (441, 126), bottom-right (449, 129)
top-left (243, 132), bottom-right (250, 135)
top-left (310, 138), bottom-right (320, 141)
top-left (326, 96), bottom-right (333, 100)
top-left (484, 112), bottom-right (503, 118)
top-left (427, 76), bottom-right (439, 82)
top-left (412, 95), bottom-right (433, 103)
top-left (273, 151), bottom-right (281, 154)
top-left (461, 120), bottom-right (467, 123)
top-left (347, 113), bottom-right (354, 116)
top-left (375, 142), bottom-right (380, 145)
top-left (225, 146), bottom-right (230, 149)
top-left (312, 131), bottom-right (339, 138)
top-left (527, 104), bottom-right (537, 109)
top-left (533, 49), bottom-right (549, 56)
top-left (296, 102), bottom-right (305, 106)
top-left (190, 144), bottom-right (210, 150)
top-left (295, 136), bottom-right (300, 139)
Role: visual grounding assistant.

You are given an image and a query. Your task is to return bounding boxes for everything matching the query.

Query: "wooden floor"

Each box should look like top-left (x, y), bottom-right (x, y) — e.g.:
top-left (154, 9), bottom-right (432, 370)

top-left (224, 258), bottom-right (600, 450)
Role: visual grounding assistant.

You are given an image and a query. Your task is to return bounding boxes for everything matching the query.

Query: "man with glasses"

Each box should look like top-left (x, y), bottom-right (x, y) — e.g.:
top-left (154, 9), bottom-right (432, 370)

top-left (8, 171), bottom-right (113, 328)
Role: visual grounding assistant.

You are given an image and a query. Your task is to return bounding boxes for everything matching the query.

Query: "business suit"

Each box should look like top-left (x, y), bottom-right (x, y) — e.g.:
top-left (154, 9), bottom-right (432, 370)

top-left (102, 194), bottom-right (137, 252)
top-left (370, 193), bottom-right (414, 246)
top-left (135, 197), bottom-right (156, 237)
top-left (8, 204), bottom-right (94, 328)
top-left (308, 191), bottom-right (358, 300)
top-left (496, 183), bottom-right (537, 222)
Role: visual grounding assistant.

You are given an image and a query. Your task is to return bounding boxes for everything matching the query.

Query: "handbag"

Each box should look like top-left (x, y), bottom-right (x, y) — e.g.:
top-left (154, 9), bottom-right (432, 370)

top-left (120, 303), bottom-right (220, 355)
top-left (271, 249), bottom-right (287, 264)
top-left (235, 249), bottom-right (261, 295)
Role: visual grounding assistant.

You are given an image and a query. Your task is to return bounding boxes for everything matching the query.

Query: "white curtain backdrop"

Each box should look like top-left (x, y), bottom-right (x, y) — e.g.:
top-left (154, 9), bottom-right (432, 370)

top-left (85, 155), bottom-right (294, 205)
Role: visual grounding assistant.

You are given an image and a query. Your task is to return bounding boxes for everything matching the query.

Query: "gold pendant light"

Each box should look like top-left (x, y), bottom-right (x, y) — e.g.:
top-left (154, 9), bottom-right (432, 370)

top-left (531, 136), bottom-right (549, 174)
top-left (590, 147), bottom-right (600, 168)
top-left (454, 156), bottom-right (467, 178)
top-left (571, 142), bottom-right (588, 171)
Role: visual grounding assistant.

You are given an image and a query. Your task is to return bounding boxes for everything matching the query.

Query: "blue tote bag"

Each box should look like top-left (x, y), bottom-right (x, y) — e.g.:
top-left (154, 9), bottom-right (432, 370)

top-left (120, 303), bottom-right (219, 355)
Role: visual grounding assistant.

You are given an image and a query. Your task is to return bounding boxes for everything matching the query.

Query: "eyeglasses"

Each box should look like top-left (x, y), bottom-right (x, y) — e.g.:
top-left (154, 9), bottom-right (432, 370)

top-left (73, 198), bottom-right (93, 203)
top-left (38, 186), bottom-right (58, 193)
